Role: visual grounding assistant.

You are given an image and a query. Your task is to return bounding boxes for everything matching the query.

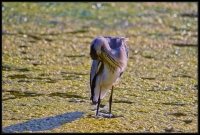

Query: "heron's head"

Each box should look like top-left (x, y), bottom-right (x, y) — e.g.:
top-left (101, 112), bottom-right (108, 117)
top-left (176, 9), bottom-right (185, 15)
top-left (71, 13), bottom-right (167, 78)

top-left (90, 37), bottom-right (108, 60)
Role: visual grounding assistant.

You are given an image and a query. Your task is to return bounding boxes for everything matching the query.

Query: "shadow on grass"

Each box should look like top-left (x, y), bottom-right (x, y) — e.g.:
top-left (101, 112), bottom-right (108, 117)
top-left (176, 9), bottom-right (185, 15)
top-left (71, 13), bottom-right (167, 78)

top-left (3, 111), bottom-right (84, 133)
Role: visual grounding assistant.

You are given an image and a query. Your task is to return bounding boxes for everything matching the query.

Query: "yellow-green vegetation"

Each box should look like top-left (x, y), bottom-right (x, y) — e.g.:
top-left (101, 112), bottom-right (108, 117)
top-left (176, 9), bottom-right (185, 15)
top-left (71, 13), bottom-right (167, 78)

top-left (2, 2), bottom-right (197, 133)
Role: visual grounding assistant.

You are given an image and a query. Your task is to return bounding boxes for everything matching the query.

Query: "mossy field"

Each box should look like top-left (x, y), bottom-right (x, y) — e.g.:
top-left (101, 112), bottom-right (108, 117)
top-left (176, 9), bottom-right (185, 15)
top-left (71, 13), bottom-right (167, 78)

top-left (2, 2), bottom-right (198, 133)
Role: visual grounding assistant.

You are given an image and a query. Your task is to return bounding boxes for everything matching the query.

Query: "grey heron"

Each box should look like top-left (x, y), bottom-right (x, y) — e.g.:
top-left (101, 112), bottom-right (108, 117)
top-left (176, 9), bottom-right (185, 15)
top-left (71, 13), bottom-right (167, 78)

top-left (90, 36), bottom-right (129, 117)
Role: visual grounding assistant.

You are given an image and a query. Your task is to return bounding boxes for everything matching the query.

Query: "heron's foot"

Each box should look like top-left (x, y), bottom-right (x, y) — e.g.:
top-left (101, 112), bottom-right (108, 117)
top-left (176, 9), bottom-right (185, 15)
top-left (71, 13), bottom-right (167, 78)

top-left (101, 113), bottom-right (115, 118)
top-left (86, 113), bottom-right (123, 118)
top-left (97, 112), bottom-right (123, 118)
top-left (86, 113), bottom-right (104, 118)
top-left (102, 113), bottom-right (114, 118)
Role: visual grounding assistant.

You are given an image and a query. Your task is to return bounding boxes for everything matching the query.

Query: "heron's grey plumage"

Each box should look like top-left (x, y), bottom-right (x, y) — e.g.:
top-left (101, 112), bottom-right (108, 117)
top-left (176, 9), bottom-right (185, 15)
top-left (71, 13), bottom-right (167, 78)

top-left (90, 36), bottom-right (128, 116)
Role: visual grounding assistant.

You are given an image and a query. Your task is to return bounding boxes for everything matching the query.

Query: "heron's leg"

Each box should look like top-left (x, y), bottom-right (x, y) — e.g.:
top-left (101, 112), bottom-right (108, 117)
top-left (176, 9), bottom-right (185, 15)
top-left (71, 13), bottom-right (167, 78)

top-left (96, 87), bottom-right (101, 116)
top-left (109, 86), bottom-right (114, 115)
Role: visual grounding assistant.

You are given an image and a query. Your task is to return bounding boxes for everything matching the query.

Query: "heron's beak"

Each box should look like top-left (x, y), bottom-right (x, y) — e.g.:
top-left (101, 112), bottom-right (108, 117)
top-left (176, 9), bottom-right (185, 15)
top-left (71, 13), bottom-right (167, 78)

top-left (101, 48), bottom-right (120, 68)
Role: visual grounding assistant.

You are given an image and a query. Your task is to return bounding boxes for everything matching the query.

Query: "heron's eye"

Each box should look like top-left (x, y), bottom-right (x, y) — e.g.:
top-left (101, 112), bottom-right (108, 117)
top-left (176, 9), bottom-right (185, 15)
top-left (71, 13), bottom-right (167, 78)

top-left (100, 46), bottom-right (104, 52)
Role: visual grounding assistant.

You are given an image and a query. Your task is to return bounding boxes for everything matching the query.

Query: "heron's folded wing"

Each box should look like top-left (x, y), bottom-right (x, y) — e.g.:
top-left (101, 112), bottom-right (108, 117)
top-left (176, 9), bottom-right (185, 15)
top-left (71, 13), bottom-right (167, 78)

top-left (90, 60), bottom-right (101, 88)
top-left (90, 60), bottom-right (103, 100)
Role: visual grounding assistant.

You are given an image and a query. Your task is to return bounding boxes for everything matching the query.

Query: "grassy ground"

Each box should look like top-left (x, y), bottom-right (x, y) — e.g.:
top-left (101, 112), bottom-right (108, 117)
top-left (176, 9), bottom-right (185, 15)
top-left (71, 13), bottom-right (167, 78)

top-left (2, 2), bottom-right (198, 133)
